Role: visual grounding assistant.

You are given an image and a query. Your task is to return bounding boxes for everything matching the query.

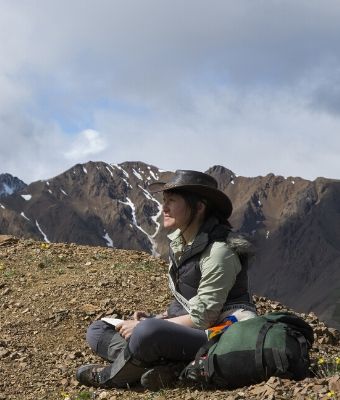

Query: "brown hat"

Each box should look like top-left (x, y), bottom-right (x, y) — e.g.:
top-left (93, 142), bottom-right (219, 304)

top-left (148, 170), bottom-right (233, 219)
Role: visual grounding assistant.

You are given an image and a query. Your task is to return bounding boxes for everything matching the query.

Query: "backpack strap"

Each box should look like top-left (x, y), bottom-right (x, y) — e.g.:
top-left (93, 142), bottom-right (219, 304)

top-left (168, 267), bottom-right (191, 313)
top-left (272, 348), bottom-right (289, 373)
top-left (289, 329), bottom-right (309, 363)
top-left (255, 321), bottom-right (292, 379)
top-left (254, 321), bottom-right (274, 380)
top-left (195, 335), bottom-right (219, 361)
top-left (189, 336), bottom-right (220, 381)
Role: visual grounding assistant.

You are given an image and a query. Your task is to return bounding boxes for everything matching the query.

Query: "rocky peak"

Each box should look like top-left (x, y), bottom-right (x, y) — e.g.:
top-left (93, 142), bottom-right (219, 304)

top-left (0, 173), bottom-right (26, 198)
top-left (206, 165), bottom-right (235, 184)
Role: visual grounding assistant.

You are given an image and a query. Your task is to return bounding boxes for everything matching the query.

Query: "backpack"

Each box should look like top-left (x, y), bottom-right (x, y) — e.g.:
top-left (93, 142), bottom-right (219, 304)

top-left (182, 312), bottom-right (314, 389)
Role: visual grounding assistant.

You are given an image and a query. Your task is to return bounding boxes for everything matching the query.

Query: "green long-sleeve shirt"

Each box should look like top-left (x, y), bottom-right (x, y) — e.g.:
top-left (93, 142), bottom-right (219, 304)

top-left (168, 229), bottom-right (242, 329)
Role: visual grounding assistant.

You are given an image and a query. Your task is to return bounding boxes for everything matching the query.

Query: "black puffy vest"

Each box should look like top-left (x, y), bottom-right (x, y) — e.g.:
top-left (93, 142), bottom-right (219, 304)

top-left (167, 217), bottom-right (254, 317)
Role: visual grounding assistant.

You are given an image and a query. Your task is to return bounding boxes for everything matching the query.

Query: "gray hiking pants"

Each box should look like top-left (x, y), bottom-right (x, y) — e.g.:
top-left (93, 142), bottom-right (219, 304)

top-left (87, 318), bottom-right (207, 364)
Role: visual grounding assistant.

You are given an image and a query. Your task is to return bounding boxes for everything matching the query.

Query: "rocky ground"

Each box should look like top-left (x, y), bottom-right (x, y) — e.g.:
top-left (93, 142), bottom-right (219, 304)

top-left (0, 235), bottom-right (339, 400)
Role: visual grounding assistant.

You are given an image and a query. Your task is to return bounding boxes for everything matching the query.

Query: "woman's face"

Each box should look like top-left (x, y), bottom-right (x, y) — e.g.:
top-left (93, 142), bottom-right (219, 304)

top-left (162, 192), bottom-right (191, 231)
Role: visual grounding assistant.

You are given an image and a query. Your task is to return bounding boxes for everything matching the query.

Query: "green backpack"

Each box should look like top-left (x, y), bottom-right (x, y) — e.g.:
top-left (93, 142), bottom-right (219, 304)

top-left (183, 312), bottom-right (314, 389)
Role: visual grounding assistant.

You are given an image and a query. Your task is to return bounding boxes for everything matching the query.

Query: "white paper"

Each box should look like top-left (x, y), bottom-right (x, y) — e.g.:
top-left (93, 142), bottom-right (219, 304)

top-left (101, 317), bottom-right (124, 326)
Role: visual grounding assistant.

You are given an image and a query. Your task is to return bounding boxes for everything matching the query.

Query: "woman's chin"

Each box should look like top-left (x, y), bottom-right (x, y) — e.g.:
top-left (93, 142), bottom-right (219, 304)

top-left (163, 220), bottom-right (176, 230)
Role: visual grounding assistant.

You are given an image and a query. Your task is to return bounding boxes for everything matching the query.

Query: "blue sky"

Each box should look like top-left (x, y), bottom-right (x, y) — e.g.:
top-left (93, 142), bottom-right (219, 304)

top-left (1, 0), bottom-right (340, 183)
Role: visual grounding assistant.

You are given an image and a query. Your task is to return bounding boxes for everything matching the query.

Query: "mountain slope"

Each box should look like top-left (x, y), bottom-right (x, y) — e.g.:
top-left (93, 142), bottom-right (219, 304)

top-left (0, 161), bottom-right (339, 330)
top-left (0, 161), bottom-right (163, 254)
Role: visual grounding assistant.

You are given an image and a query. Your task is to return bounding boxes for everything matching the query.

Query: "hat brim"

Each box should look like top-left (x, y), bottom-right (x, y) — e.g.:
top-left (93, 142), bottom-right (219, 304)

top-left (148, 182), bottom-right (233, 220)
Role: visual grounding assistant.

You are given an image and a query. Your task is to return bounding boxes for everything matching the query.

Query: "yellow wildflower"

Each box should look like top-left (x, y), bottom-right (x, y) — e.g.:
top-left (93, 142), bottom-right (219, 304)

top-left (335, 357), bottom-right (340, 365)
top-left (327, 390), bottom-right (335, 398)
top-left (318, 357), bottom-right (325, 365)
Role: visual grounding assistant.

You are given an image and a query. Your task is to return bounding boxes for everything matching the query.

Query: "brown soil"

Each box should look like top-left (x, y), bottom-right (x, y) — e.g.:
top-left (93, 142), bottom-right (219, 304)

top-left (0, 236), bottom-right (339, 400)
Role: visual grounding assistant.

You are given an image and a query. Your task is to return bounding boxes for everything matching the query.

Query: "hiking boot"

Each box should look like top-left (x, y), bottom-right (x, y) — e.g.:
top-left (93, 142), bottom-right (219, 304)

top-left (140, 363), bottom-right (185, 391)
top-left (76, 364), bottom-right (108, 388)
top-left (180, 358), bottom-right (208, 386)
top-left (76, 356), bottom-right (147, 389)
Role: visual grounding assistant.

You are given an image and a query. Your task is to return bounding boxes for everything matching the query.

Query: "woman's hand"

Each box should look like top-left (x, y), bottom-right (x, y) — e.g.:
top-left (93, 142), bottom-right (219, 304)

top-left (133, 310), bottom-right (149, 320)
top-left (133, 310), bottom-right (168, 320)
top-left (115, 320), bottom-right (139, 339)
top-left (154, 310), bottom-right (168, 319)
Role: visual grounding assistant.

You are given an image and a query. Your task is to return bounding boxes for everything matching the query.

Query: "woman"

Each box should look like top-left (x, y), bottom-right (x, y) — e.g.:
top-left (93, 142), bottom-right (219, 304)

top-left (76, 170), bottom-right (256, 391)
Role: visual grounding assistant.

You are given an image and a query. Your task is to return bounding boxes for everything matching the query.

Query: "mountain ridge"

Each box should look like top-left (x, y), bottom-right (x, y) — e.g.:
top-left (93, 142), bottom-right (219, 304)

top-left (0, 161), bottom-right (339, 330)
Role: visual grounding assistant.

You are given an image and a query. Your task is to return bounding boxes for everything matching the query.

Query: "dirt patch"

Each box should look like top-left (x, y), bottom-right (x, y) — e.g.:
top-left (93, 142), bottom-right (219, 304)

top-left (0, 238), bottom-right (339, 399)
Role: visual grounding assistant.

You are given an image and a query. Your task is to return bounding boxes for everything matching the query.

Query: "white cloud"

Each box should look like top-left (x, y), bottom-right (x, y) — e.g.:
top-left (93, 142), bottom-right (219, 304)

top-left (0, 1), bottom-right (340, 182)
top-left (94, 85), bottom-right (340, 180)
top-left (65, 129), bottom-right (107, 160)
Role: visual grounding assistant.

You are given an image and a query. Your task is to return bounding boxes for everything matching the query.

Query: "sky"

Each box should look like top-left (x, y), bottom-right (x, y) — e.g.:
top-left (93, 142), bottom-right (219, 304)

top-left (1, 0), bottom-right (340, 183)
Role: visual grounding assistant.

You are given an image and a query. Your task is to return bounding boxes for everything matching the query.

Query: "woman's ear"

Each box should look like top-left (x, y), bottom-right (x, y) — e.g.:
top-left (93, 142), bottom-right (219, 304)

top-left (197, 200), bottom-right (207, 216)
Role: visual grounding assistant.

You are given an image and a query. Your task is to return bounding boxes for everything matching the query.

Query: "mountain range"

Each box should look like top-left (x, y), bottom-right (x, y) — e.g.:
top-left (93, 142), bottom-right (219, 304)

top-left (0, 161), bottom-right (339, 329)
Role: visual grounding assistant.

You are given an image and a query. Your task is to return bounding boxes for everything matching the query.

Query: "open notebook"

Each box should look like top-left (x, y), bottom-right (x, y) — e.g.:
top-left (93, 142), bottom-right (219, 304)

top-left (101, 317), bottom-right (124, 326)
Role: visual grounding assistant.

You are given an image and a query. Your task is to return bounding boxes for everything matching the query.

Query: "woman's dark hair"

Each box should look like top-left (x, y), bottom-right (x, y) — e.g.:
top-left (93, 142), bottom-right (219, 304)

top-left (168, 188), bottom-right (232, 228)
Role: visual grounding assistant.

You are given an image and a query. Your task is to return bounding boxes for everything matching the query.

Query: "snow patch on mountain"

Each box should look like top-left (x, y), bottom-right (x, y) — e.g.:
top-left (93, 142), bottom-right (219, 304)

top-left (149, 171), bottom-right (159, 180)
top-left (119, 197), bottom-right (159, 256)
top-left (112, 163), bottom-right (129, 178)
top-left (105, 165), bottom-right (114, 177)
top-left (2, 183), bottom-right (14, 195)
top-left (21, 212), bottom-right (30, 221)
top-left (103, 231), bottom-right (114, 247)
top-left (138, 185), bottom-right (154, 201)
top-left (0, 203), bottom-right (5, 209)
top-left (122, 178), bottom-right (132, 189)
top-left (137, 186), bottom-right (162, 244)
top-left (119, 198), bottom-right (138, 225)
top-left (35, 220), bottom-right (50, 243)
top-left (132, 169), bottom-right (143, 180)
top-left (150, 198), bottom-right (162, 240)
top-left (21, 195), bottom-right (32, 201)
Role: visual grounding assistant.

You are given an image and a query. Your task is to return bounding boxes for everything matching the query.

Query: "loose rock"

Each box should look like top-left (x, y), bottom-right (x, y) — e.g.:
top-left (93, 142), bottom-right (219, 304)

top-left (0, 238), bottom-right (339, 400)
